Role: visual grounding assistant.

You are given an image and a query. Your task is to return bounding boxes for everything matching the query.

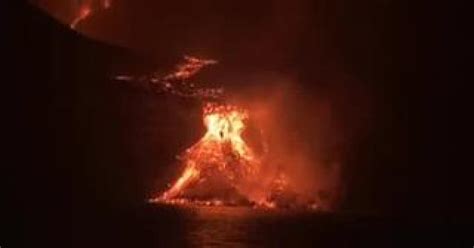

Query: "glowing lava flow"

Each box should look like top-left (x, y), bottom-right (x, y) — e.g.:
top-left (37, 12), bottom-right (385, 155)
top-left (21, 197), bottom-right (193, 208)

top-left (162, 163), bottom-right (200, 200)
top-left (70, 0), bottom-right (112, 29)
top-left (154, 103), bottom-right (261, 205)
top-left (70, 5), bottom-right (91, 29)
top-left (115, 55), bottom-right (223, 99)
top-left (118, 56), bottom-right (325, 210)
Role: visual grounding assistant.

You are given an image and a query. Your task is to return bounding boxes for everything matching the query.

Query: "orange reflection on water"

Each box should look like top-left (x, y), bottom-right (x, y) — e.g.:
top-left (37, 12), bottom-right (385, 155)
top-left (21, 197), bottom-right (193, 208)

top-left (185, 206), bottom-right (269, 247)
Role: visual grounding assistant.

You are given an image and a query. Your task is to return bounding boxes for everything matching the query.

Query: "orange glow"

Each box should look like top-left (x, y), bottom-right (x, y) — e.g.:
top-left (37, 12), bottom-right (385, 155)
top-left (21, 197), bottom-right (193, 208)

top-left (70, 0), bottom-right (113, 29)
top-left (162, 164), bottom-right (200, 199)
top-left (156, 102), bottom-right (260, 203)
top-left (164, 56), bottom-right (217, 81)
top-left (103, 0), bottom-right (112, 9)
top-left (70, 6), bottom-right (91, 29)
top-left (143, 56), bottom-right (333, 210)
top-left (149, 100), bottom-right (322, 210)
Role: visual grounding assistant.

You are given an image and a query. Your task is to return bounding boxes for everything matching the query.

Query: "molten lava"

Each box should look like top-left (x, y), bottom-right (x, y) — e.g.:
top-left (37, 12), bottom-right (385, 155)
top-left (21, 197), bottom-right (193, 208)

top-left (115, 55), bottom-right (223, 99)
top-left (70, 5), bottom-right (91, 29)
top-left (150, 101), bottom-right (322, 209)
top-left (70, 0), bottom-right (112, 29)
top-left (155, 103), bottom-right (263, 205)
top-left (118, 55), bottom-right (327, 210)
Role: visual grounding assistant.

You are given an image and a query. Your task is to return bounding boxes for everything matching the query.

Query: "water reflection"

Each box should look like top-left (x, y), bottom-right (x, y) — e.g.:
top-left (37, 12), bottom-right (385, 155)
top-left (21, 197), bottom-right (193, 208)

top-left (184, 207), bottom-right (264, 247)
top-left (146, 205), bottom-right (390, 248)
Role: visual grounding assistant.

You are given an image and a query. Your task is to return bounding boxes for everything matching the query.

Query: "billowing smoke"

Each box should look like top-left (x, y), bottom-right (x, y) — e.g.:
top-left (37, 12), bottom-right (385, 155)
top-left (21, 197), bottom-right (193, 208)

top-left (226, 79), bottom-right (344, 210)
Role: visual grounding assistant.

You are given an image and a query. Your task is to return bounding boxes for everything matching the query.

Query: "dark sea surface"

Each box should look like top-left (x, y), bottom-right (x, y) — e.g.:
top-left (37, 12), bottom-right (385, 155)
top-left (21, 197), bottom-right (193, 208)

top-left (96, 204), bottom-right (451, 248)
top-left (9, 197), bottom-right (468, 248)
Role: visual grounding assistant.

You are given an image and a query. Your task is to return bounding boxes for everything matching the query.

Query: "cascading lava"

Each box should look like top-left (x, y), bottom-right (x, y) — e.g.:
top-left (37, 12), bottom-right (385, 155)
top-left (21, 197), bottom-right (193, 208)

top-left (151, 103), bottom-right (266, 206)
top-left (150, 100), bottom-right (321, 209)
top-left (118, 56), bottom-right (325, 209)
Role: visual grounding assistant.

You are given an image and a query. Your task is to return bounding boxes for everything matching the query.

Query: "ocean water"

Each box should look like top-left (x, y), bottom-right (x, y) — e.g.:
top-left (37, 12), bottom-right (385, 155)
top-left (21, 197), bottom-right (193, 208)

top-left (18, 203), bottom-right (455, 247)
top-left (127, 204), bottom-right (397, 247)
